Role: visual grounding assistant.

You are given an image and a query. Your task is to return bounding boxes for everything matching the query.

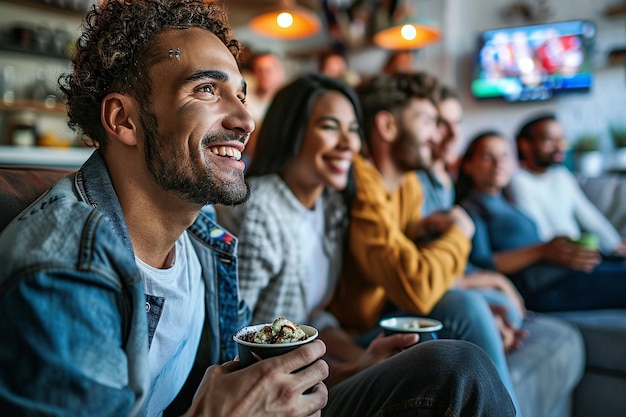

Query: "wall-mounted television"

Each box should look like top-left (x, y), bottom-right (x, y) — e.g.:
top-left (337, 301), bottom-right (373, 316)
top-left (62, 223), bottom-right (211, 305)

top-left (471, 20), bottom-right (597, 102)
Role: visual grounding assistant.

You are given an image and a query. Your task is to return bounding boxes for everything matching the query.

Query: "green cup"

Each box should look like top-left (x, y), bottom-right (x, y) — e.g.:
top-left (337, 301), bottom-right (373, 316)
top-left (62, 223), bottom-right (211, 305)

top-left (573, 233), bottom-right (600, 250)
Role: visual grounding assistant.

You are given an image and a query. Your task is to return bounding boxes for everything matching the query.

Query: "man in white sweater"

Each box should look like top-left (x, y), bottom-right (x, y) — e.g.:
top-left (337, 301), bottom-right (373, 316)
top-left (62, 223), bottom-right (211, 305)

top-left (508, 112), bottom-right (626, 256)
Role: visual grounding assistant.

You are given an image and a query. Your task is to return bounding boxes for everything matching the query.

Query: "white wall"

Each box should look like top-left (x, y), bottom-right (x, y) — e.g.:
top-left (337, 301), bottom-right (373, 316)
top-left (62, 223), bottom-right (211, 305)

top-left (260, 0), bottom-right (626, 171)
top-left (437, 0), bottom-right (626, 170)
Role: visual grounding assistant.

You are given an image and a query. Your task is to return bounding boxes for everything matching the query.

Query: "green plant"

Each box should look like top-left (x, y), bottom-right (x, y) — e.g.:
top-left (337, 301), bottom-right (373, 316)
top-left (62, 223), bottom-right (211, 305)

top-left (574, 134), bottom-right (600, 153)
top-left (609, 125), bottom-right (626, 149)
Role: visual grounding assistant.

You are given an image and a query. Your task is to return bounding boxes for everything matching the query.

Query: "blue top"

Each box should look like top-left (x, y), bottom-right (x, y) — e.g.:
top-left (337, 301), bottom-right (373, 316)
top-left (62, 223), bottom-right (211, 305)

top-left (461, 191), bottom-right (543, 271)
top-left (459, 190), bottom-right (579, 295)
top-left (415, 170), bottom-right (455, 216)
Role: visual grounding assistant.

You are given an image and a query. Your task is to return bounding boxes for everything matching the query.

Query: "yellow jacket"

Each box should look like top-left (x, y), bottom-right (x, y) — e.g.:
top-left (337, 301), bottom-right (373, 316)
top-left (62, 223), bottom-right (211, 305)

top-left (330, 155), bottom-right (471, 334)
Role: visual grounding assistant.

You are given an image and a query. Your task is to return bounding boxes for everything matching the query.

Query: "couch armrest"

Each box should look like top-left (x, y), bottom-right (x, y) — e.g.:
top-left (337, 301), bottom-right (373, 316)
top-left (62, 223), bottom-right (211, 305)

top-left (0, 165), bottom-right (73, 232)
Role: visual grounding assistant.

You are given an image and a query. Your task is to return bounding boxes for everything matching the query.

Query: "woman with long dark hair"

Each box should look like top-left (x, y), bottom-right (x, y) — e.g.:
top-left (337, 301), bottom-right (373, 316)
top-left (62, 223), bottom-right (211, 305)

top-left (456, 131), bottom-right (626, 311)
top-left (218, 74), bottom-right (423, 386)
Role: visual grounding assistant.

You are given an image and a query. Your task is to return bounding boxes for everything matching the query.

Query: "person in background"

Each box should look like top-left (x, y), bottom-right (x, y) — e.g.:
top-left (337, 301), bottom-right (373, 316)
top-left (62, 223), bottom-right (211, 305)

top-left (318, 49), bottom-right (361, 86)
top-left (0, 2), bottom-right (516, 416)
top-left (416, 85), bottom-right (526, 345)
top-left (243, 51), bottom-right (286, 160)
top-left (456, 131), bottom-right (626, 312)
top-left (416, 85), bottom-right (461, 216)
top-left (217, 72), bottom-right (515, 415)
top-left (328, 71), bottom-right (523, 416)
top-left (381, 50), bottom-right (414, 74)
top-left (218, 74), bottom-right (362, 341)
top-left (509, 112), bottom-right (626, 256)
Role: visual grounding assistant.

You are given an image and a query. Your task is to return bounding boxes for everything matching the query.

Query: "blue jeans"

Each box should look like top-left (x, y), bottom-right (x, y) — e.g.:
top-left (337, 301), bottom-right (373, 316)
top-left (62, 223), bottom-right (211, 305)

top-left (429, 290), bottom-right (521, 417)
top-left (472, 287), bottom-right (524, 329)
top-left (325, 340), bottom-right (515, 417)
top-left (515, 259), bottom-right (626, 312)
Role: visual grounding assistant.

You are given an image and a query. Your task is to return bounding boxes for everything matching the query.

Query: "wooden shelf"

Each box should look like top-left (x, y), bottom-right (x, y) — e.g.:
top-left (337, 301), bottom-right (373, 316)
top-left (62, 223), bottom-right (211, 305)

top-left (0, 100), bottom-right (67, 115)
top-left (609, 48), bottom-right (626, 65)
top-left (605, 2), bottom-right (626, 16)
top-left (0, 41), bottom-right (70, 61)
top-left (0, 0), bottom-right (88, 17)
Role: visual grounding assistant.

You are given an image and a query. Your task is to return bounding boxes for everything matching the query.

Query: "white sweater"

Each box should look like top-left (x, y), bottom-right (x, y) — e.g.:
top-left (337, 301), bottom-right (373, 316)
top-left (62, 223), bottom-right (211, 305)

top-left (508, 166), bottom-right (622, 254)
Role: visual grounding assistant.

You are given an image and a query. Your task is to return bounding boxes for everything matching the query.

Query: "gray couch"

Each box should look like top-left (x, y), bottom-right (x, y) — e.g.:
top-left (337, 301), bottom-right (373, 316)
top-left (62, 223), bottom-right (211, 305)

top-left (507, 314), bottom-right (584, 417)
top-left (547, 174), bottom-right (626, 417)
top-left (0, 166), bottom-right (622, 417)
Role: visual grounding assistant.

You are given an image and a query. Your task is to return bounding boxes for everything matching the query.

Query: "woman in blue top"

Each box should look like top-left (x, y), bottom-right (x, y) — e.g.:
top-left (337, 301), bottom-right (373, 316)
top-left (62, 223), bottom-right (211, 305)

top-left (456, 131), bottom-right (626, 311)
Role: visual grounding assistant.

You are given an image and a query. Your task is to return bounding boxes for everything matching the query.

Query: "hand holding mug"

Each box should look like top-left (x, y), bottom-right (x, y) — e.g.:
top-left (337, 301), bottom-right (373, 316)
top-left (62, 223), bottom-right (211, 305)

top-left (184, 340), bottom-right (329, 417)
top-left (544, 236), bottom-right (600, 272)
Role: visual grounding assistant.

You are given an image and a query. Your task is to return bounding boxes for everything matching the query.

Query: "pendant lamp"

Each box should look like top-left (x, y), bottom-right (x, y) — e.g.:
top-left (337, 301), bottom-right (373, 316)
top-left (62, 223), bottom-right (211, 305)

top-left (248, 0), bottom-right (321, 40)
top-left (373, 0), bottom-right (441, 50)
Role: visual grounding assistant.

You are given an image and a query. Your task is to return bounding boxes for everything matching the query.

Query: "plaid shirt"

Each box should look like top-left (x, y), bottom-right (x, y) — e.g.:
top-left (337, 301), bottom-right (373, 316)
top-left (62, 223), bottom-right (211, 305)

top-left (216, 174), bottom-right (348, 331)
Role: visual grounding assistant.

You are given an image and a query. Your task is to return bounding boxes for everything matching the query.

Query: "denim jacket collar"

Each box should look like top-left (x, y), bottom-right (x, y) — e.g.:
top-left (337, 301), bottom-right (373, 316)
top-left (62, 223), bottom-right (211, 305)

top-left (74, 150), bottom-right (246, 363)
top-left (76, 150), bottom-right (134, 254)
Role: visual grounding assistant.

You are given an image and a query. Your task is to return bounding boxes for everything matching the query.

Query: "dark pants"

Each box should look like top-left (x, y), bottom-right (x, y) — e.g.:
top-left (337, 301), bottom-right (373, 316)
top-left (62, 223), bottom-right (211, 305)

top-left (515, 259), bottom-right (626, 312)
top-left (324, 340), bottom-right (516, 417)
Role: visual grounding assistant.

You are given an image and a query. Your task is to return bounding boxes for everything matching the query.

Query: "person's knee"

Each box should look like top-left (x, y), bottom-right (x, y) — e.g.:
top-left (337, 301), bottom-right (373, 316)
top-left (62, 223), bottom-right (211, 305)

top-left (439, 290), bottom-right (492, 323)
top-left (400, 339), bottom-right (489, 370)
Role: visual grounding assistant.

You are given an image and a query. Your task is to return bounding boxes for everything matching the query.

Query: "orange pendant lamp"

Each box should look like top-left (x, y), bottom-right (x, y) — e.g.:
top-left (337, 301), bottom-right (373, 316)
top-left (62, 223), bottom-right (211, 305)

top-left (373, 0), bottom-right (441, 50)
top-left (248, 0), bottom-right (321, 40)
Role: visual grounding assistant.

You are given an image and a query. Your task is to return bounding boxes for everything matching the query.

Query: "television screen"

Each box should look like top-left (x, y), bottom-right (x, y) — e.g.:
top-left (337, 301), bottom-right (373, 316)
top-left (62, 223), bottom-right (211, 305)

top-left (471, 20), bottom-right (597, 102)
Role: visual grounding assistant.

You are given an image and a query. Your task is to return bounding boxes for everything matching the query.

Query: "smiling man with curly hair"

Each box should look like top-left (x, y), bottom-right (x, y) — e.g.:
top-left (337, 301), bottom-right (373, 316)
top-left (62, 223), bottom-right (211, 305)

top-left (0, 1), bottom-right (515, 416)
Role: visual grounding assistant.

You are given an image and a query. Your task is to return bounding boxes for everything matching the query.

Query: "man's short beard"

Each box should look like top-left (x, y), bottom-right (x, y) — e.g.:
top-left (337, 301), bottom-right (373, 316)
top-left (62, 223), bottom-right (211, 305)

top-left (392, 124), bottom-right (433, 172)
top-left (141, 109), bottom-right (250, 206)
top-left (537, 152), bottom-right (559, 169)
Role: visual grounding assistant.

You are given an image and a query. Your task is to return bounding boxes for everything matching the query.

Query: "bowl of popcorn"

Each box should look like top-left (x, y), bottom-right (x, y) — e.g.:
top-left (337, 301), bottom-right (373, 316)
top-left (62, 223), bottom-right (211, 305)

top-left (233, 317), bottom-right (318, 368)
top-left (379, 316), bottom-right (443, 343)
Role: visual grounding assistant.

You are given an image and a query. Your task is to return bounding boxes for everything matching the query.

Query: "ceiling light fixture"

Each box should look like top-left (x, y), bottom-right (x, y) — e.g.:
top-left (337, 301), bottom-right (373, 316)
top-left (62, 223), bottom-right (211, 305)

top-left (373, 0), bottom-right (441, 50)
top-left (248, 0), bottom-right (321, 40)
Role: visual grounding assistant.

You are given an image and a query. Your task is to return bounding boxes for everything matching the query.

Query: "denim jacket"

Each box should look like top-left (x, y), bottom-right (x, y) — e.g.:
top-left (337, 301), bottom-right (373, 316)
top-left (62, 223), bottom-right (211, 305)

top-left (0, 150), bottom-right (249, 416)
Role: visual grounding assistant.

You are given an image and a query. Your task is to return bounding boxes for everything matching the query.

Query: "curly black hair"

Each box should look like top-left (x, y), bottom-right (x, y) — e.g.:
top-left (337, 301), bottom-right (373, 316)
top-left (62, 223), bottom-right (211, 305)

top-left (59, 0), bottom-right (240, 150)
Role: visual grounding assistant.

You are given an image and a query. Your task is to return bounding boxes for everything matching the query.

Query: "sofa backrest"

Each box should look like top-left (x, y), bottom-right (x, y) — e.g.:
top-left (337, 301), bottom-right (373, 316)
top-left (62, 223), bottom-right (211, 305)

top-left (0, 165), bottom-right (73, 233)
top-left (579, 174), bottom-right (626, 237)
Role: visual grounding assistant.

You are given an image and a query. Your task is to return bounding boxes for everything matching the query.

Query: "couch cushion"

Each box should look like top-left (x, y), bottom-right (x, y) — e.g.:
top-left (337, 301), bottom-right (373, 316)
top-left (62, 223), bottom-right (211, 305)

top-left (507, 314), bottom-right (584, 417)
top-left (0, 165), bottom-right (72, 232)
top-left (550, 309), bottom-right (626, 375)
top-left (571, 371), bottom-right (626, 417)
top-left (578, 175), bottom-right (626, 236)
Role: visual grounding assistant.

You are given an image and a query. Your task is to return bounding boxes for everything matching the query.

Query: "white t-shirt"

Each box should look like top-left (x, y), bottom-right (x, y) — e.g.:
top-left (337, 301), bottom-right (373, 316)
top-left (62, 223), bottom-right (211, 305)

top-left (136, 231), bottom-right (205, 417)
top-left (508, 166), bottom-right (621, 253)
top-left (301, 199), bottom-right (330, 316)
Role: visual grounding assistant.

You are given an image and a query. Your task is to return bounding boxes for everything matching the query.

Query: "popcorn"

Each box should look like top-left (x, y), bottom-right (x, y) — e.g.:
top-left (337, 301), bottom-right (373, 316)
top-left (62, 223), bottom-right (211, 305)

top-left (401, 319), bottom-right (421, 330)
top-left (249, 317), bottom-right (308, 344)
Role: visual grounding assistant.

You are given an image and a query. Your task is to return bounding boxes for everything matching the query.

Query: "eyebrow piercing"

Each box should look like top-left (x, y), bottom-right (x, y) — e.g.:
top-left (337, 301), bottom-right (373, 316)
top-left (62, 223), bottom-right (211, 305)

top-left (168, 48), bottom-right (181, 60)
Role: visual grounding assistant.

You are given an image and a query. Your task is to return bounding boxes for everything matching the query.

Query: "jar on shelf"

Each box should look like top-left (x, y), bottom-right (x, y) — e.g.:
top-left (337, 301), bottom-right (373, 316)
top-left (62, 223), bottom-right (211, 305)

top-left (5, 110), bottom-right (38, 147)
top-left (0, 65), bottom-right (16, 105)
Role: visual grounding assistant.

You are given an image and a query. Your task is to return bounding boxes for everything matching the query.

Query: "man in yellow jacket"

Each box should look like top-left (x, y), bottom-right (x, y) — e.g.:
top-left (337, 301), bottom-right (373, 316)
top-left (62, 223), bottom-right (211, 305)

top-left (330, 72), bottom-right (475, 333)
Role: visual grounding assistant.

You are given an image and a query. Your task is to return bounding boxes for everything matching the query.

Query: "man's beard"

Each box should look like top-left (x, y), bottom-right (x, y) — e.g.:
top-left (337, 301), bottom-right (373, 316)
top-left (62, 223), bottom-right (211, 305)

top-left (393, 126), bottom-right (432, 172)
top-left (536, 151), bottom-right (561, 169)
top-left (141, 110), bottom-right (250, 207)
